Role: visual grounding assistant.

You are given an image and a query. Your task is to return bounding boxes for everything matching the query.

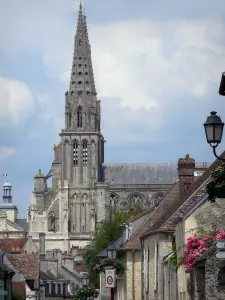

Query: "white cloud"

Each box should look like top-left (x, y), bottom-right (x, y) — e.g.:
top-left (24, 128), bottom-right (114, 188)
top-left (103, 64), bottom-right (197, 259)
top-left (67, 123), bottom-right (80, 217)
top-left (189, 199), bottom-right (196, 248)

top-left (90, 19), bottom-right (225, 110)
top-left (0, 147), bottom-right (16, 160)
top-left (1, 2), bottom-right (225, 143)
top-left (0, 77), bottom-right (34, 124)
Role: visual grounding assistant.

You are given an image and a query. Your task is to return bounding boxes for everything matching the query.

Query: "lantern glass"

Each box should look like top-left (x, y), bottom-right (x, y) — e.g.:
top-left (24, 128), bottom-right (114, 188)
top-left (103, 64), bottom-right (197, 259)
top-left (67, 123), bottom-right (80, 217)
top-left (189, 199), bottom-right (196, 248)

top-left (107, 245), bottom-right (117, 260)
top-left (204, 111), bottom-right (224, 145)
top-left (82, 274), bottom-right (89, 286)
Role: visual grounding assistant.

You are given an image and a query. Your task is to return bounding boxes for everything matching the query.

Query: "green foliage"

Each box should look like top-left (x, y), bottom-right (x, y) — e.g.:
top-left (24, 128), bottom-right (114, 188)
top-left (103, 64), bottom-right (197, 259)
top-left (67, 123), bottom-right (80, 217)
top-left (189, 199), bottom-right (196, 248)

top-left (84, 207), bottom-right (141, 287)
top-left (12, 291), bottom-right (23, 300)
top-left (206, 166), bottom-right (225, 201)
top-left (76, 285), bottom-right (97, 300)
top-left (95, 260), bottom-right (126, 276)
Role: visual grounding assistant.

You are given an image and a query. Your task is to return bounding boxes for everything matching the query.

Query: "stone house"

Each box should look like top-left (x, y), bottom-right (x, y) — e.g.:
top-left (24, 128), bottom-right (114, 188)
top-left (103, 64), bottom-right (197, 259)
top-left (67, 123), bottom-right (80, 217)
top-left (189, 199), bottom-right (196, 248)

top-left (0, 181), bottom-right (28, 239)
top-left (98, 207), bottom-right (156, 300)
top-left (140, 151), bottom-right (225, 300)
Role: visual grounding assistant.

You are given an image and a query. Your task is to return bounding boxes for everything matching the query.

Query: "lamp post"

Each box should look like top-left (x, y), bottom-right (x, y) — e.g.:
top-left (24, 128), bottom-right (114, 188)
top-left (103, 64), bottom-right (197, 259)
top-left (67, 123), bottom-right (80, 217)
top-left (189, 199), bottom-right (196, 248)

top-left (204, 111), bottom-right (225, 161)
top-left (82, 273), bottom-right (89, 300)
top-left (107, 244), bottom-right (117, 300)
top-left (63, 282), bottom-right (67, 300)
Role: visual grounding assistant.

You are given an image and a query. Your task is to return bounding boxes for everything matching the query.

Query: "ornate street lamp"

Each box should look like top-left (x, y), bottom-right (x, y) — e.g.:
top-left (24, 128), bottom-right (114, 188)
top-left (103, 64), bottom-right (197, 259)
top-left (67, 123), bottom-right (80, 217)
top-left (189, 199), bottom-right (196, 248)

top-left (204, 111), bottom-right (225, 161)
top-left (107, 243), bottom-right (117, 260)
top-left (82, 273), bottom-right (89, 286)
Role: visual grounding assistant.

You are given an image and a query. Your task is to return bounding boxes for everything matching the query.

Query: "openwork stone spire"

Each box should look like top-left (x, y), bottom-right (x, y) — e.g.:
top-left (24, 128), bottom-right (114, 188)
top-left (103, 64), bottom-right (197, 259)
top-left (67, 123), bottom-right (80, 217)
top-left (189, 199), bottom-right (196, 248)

top-left (69, 3), bottom-right (97, 100)
top-left (64, 3), bottom-right (100, 132)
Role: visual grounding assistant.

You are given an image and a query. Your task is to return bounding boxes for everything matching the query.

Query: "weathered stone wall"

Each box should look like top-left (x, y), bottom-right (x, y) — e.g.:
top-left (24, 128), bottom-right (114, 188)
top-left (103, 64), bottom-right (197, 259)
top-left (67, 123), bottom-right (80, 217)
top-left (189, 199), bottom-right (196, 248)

top-left (142, 232), bottom-right (173, 300)
top-left (124, 251), bottom-right (141, 300)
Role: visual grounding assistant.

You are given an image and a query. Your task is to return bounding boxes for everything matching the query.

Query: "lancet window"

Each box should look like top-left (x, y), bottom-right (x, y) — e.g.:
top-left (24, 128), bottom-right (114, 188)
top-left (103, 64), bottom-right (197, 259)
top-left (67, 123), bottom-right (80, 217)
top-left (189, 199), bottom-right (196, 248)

top-left (73, 141), bottom-right (78, 166)
top-left (49, 211), bottom-right (56, 232)
top-left (77, 107), bottom-right (82, 128)
top-left (82, 141), bottom-right (88, 165)
top-left (109, 194), bottom-right (120, 210)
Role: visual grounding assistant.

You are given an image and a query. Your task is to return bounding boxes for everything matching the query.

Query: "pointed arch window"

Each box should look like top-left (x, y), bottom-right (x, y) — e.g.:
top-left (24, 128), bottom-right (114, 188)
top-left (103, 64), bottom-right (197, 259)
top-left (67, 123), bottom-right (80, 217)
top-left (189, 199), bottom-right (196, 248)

top-left (82, 141), bottom-right (88, 165)
top-left (77, 107), bottom-right (82, 128)
top-left (73, 141), bottom-right (78, 165)
top-left (49, 211), bottom-right (56, 232)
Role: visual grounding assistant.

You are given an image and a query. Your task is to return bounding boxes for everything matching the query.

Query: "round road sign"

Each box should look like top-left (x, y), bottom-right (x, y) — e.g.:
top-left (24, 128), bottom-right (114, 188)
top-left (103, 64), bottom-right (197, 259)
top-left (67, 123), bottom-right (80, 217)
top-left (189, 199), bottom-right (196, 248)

top-left (107, 276), bottom-right (113, 285)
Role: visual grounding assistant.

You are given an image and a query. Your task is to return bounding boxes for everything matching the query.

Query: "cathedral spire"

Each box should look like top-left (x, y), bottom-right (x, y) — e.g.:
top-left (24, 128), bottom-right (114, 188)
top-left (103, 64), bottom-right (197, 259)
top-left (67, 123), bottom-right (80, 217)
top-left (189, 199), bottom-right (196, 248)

top-left (69, 4), bottom-right (97, 100)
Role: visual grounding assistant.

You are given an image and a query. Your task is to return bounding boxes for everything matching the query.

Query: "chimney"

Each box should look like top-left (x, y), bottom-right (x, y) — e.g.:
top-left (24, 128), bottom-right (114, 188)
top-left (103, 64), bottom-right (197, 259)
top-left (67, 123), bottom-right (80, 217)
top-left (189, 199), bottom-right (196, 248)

top-left (39, 233), bottom-right (45, 257)
top-left (178, 154), bottom-right (195, 195)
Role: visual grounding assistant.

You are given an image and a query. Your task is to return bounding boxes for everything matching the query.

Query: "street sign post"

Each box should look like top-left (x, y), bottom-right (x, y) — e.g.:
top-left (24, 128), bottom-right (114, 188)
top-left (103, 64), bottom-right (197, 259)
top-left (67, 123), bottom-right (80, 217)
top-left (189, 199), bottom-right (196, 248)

top-left (215, 250), bottom-right (225, 259)
top-left (105, 269), bottom-right (116, 288)
top-left (215, 240), bottom-right (225, 250)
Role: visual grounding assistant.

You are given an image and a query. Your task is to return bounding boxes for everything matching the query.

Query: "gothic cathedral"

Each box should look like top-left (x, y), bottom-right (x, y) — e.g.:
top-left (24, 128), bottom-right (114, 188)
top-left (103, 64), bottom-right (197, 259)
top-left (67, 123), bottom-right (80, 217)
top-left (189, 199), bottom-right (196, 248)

top-left (27, 4), bottom-right (206, 252)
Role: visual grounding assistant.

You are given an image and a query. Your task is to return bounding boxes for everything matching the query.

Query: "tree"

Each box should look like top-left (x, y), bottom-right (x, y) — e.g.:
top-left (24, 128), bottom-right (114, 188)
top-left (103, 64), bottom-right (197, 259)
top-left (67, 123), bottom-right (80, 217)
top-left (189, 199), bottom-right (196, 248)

top-left (84, 206), bottom-right (142, 287)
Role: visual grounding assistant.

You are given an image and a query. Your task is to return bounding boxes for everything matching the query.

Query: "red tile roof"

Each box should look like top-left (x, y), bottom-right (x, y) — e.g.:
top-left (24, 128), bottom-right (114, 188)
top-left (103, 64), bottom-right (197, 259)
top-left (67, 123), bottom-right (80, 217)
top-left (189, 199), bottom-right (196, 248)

top-left (0, 238), bottom-right (27, 253)
top-left (140, 151), bottom-right (225, 239)
top-left (7, 254), bottom-right (40, 289)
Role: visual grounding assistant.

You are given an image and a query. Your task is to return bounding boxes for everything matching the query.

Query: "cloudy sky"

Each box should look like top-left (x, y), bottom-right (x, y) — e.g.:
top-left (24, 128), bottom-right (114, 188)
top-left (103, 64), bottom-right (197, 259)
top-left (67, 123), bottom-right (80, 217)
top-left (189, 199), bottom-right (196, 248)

top-left (1, 0), bottom-right (225, 216)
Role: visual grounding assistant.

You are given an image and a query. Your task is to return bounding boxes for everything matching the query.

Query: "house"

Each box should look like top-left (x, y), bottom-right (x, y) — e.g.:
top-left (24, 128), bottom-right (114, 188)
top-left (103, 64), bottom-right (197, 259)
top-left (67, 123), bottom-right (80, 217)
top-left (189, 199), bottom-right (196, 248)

top-left (139, 151), bottom-right (225, 300)
top-left (0, 250), bottom-right (15, 300)
top-left (0, 234), bottom-right (83, 300)
top-left (98, 207), bottom-right (156, 300)
top-left (0, 181), bottom-right (28, 239)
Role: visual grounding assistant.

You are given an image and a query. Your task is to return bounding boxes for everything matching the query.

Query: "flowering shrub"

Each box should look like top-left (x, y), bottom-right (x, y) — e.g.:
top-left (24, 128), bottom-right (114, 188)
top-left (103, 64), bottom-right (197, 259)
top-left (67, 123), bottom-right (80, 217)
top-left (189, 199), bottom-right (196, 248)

top-left (180, 228), bottom-right (225, 273)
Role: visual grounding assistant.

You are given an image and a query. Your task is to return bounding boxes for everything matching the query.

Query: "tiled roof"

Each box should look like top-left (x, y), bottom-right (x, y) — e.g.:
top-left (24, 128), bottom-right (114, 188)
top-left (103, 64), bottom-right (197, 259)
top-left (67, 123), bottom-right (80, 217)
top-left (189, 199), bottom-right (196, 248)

top-left (7, 253), bottom-right (40, 289)
top-left (120, 181), bottom-right (179, 250)
top-left (0, 238), bottom-right (27, 253)
top-left (140, 151), bottom-right (225, 239)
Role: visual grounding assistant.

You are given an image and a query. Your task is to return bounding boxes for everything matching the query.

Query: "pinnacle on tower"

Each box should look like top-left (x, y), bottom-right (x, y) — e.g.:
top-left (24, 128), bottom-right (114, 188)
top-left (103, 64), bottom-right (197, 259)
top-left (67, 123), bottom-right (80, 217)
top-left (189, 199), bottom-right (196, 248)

top-left (69, 4), bottom-right (97, 98)
top-left (64, 3), bottom-right (100, 132)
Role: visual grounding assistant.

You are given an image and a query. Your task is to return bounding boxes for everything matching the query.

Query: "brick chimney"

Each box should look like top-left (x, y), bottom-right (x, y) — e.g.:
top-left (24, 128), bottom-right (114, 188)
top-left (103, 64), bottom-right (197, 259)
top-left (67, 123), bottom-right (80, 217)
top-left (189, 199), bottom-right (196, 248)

top-left (178, 154), bottom-right (195, 195)
top-left (39, 233), bottom-right (45, 259)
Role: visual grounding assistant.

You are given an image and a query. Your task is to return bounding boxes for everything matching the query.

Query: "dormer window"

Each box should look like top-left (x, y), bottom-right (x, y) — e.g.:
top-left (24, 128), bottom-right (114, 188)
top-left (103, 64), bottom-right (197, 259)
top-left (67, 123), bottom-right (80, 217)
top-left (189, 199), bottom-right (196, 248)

top-left (78, 81), bottom-right (82, 84)
top-left (78, 72), bottom-right (82, 75)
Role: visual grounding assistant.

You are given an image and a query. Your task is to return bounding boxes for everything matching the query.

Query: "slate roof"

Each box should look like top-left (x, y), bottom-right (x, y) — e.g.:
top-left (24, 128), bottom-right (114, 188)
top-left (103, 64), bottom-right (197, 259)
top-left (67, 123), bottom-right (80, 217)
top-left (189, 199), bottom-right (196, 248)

top-left (104, 163), bottom-right (178, 185)
top-left (120, 182), bottom-right (179, 250)
top-left (98, 236), bottom-right (124, 258)
top-left (15, 219), bottom-right (28, 231)
top-left (0, 238), bottom-right (27, 253)
top-left (7, 253), bottom-right (40, 289)
top-left (140, 151), bottom-right (225, 239)
top-left (104, 162), bottom-right (211, 185)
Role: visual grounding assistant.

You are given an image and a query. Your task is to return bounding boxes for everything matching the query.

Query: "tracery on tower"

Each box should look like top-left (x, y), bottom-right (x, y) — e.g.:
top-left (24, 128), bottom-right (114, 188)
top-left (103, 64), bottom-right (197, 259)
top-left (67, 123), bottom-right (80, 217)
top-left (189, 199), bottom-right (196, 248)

top-left (73, 141), bottom-right (78, 165)
top-left (82, 141), bottom-right (88, 165)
